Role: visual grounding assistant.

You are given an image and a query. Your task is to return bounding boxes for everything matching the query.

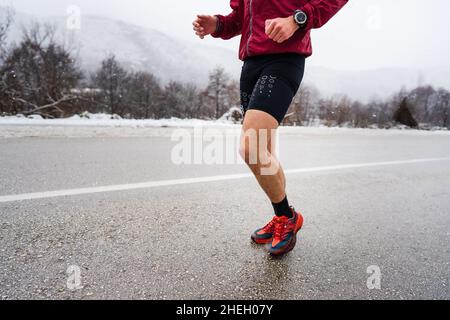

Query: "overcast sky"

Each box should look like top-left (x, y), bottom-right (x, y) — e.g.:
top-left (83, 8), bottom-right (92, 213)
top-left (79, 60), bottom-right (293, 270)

top-left (2, 0), bottom-right (450, 71)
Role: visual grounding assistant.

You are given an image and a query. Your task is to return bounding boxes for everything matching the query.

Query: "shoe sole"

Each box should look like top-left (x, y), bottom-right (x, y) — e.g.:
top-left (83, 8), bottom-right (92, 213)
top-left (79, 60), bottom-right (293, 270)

top-left (251, 234), bottom-right (273, 244)
top-left (269, 213), bottom-right (304, 256)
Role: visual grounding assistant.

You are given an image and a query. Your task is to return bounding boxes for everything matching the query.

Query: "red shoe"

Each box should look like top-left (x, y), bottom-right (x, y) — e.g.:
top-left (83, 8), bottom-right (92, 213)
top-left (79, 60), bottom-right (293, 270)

top-left (251, 216), bottom-right (277, 244)
top-left (267, 208), bottom-right (304, 256)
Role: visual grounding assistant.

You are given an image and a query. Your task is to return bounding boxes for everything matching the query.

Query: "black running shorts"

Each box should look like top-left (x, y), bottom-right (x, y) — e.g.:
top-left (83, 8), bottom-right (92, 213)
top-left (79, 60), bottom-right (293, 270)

top-left (240, 53), bottom-right (306, 124)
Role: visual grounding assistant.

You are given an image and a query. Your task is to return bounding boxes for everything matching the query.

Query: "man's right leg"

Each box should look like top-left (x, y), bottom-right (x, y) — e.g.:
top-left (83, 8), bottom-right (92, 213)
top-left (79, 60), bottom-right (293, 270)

top-left (239, 110), bottom-right (286, 204)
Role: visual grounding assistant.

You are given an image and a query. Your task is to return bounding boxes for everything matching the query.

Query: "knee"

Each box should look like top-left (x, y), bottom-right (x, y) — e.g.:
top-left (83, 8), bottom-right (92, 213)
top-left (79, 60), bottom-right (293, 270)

top-left (240, 141), bottom-right (260, 166)
top-left (239, 140), bottom-right (269, 166)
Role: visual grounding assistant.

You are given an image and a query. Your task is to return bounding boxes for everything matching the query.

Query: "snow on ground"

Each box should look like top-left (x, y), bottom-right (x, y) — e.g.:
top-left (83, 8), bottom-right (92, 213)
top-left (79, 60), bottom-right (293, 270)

top-left (0, 113), bottom-right (238, 128)
top-left (0, 113), bottom-right (449, 138)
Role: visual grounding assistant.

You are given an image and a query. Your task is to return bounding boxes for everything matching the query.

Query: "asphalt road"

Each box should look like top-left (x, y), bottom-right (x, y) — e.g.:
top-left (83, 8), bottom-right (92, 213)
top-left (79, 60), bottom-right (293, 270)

top-left (0, 126), bottom-right (449, 299)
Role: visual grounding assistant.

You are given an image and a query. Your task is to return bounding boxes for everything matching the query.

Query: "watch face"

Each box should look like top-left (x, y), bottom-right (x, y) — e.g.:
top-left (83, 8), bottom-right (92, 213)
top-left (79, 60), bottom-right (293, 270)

top-left (295, 11), bottom-right (307, 24)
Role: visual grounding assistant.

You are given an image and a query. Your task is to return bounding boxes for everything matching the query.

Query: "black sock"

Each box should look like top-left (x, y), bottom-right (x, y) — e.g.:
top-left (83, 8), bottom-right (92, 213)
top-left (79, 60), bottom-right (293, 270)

top-left (272, 196), bottom-right (293, 218)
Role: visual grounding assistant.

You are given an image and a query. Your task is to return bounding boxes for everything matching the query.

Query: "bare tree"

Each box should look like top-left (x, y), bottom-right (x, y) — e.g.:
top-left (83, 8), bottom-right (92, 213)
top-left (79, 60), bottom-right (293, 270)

top-left (21, 22), bottom-right (57, 47)
top-left (225, 80), bottom-right (240, 112)
top-left (206, 66), bottom-right (230, 118)
top-left (317, 97), bottom-right (336, 126)
top-left (162, 81), bottom-right (185, 119)
top-left (1, 23), bottom-right (82, 117)
top-left (126, 71), bottom-right (162, 118)
top-left (433, 88), bottom-right (450, 128)
top-left (0, 6), bottom-right (14, 61)
top-left (335, 95), bottom-right (352, 126)
top-left (291, 84), bottom-right (320, 125)
top-left (350, 100), bottom-right (370, 128)
top-left (409, 85), bottom-right (435, 124)
top-left (183, 83), bottom-right (203, 119)
top-left (91, 55), bottom-right (128, 116)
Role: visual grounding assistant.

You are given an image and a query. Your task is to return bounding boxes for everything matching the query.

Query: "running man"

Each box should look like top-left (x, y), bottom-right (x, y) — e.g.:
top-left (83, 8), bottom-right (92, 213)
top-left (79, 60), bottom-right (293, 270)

top-left (193, 0), bottom-right (348, 256)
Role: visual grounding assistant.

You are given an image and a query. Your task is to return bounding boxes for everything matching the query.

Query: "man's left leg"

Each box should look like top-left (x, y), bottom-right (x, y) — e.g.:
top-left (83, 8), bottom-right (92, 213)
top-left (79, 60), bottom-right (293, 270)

top-left (240, 110), bottom-right (303, 255)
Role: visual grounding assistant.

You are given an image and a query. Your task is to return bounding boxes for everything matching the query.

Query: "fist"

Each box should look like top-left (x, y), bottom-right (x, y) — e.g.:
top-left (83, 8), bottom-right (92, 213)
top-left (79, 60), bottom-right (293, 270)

top-left (265, 16), bottom-right (299, 43)
top-left (193, 15), bottom-right (218, 39)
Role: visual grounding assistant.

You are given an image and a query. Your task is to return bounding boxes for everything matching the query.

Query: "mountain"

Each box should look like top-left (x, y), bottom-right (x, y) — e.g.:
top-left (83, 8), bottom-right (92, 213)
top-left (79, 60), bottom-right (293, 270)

top-left (303, 66), bottom-right (450, 101)
top-left (5, 11), bottom-right (243, 87)
top-left (4, 10), bottom-right (450, 101)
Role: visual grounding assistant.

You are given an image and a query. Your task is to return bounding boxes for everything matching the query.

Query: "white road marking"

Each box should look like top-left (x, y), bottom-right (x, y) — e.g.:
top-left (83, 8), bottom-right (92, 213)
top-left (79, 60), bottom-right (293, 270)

top-left (1, 157), bottom-right (450, 204)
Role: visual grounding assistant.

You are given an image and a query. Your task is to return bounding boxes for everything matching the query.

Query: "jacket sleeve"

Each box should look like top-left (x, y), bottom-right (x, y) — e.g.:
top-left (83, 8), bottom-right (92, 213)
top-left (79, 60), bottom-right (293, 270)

top-left (211, 0), bottom-right (242, 40)
top-left (301, 0), bottom-right (349, 30)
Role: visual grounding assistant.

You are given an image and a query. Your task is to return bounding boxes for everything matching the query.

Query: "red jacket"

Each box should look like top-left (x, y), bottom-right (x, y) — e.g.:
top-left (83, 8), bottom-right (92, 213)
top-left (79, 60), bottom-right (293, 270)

top-left (212, 0), bottom-right (348, 60)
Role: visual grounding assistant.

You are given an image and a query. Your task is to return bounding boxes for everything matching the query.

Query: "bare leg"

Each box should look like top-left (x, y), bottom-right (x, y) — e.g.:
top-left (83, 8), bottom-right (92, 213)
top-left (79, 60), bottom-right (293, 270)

top-left (269, 137), bottom-right (286, 190)
top-left (240, 110), bottom-right (286, 203)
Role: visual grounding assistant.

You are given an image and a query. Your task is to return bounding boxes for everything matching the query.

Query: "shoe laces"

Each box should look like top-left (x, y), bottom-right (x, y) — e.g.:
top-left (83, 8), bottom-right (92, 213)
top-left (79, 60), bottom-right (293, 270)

top-left (262, 216), bottom-right (277, 233)
top-left (273, 216), bottom-right (292, 241)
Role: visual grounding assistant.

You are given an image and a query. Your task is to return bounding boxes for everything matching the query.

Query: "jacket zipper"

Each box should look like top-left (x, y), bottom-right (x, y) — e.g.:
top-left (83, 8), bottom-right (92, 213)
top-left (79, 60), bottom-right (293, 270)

top-left (246, 0), bottom-right (253, 56)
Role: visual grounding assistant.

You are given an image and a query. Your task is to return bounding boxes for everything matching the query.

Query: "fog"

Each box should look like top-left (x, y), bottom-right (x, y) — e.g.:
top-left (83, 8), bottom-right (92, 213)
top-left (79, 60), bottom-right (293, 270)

top-left (3, 0), bottom-right (450, 71)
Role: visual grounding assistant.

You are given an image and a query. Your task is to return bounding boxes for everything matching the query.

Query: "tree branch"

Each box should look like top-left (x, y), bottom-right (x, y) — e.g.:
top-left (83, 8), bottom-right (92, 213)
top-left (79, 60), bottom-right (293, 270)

top-left (14, 95), bottom-right (77, 116)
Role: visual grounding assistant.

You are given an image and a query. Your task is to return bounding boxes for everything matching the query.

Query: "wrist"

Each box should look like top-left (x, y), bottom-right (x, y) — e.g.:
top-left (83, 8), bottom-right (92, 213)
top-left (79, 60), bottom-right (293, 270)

top-left (291, 15), bottom-right (300, 31)
top-left (212, 15), bottom-right (222, 36)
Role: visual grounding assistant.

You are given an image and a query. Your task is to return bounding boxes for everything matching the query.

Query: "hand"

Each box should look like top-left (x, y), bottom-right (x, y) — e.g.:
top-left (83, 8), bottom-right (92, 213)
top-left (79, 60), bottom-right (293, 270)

top-left (192, 15), bottom-right (218, 39)
top-left (265, 16), bottom-right (299, 44)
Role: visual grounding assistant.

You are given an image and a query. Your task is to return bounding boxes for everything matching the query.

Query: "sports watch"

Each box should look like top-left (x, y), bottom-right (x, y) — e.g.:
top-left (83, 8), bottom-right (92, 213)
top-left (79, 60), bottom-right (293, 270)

top-left (293, 10), bottom-right (308, 29)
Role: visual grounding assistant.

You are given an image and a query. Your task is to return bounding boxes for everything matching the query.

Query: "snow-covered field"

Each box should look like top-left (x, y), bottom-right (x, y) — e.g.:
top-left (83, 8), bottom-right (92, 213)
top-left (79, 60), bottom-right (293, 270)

top-left (0, 113), bottom-right (238, 128)
top-left (0, 113), bottom-right (449, 138)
